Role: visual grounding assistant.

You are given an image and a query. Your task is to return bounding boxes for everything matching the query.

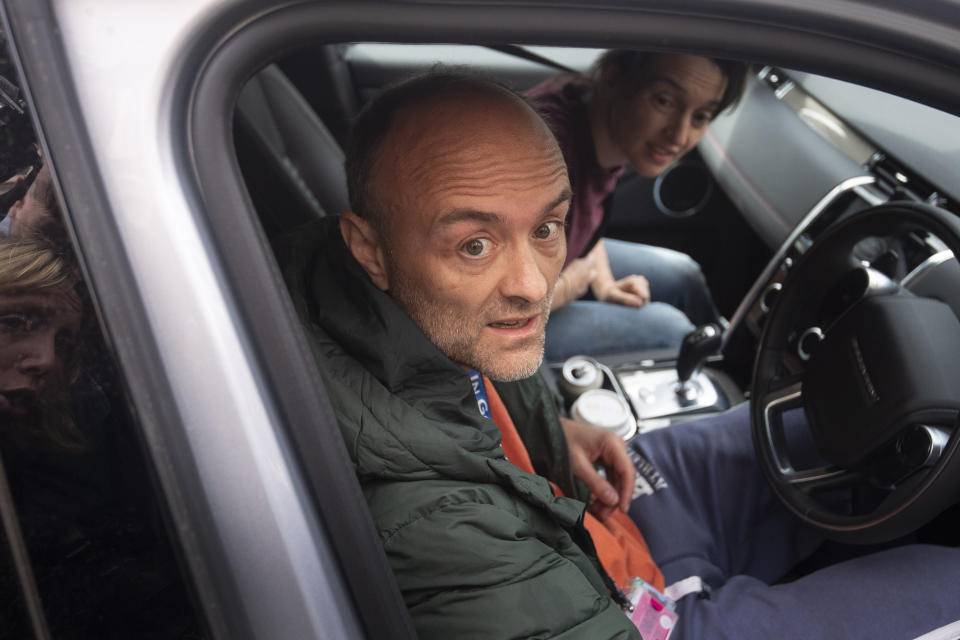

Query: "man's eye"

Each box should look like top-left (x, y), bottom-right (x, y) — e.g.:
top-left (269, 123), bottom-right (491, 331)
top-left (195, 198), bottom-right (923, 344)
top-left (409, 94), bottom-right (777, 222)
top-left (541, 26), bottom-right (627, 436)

top-left (461, 237), bottom-right (492, 257)
top-left (533, 221), bottom-right (562, 240)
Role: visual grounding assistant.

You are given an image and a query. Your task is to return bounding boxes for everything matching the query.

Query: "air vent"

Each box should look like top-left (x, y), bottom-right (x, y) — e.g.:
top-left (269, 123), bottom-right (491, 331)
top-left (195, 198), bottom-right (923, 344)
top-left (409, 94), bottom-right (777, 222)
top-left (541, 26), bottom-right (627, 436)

top-left (869, 153), bottom-right (953, 212)
top-left (759, 66), bottom-right (958, 217)
top-left (758, 67), bottom-right (875, 166)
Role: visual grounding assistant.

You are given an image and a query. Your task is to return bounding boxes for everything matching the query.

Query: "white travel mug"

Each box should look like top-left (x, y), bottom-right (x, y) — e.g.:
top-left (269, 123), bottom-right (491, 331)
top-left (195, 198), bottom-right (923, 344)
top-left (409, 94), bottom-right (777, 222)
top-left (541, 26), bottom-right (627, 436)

top-left (570, 388), bottom-right (637, 440)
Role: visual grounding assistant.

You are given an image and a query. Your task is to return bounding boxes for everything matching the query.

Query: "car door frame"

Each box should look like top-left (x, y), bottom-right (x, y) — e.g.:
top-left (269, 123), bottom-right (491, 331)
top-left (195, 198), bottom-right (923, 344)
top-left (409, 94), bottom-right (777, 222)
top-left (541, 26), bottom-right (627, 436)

top-left (185, 1), bottom-right (960, 633)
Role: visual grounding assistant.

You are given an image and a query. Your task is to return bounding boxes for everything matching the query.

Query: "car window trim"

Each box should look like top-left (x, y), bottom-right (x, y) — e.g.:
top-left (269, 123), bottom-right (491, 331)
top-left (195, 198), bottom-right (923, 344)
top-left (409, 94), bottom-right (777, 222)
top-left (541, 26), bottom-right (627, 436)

top-left (183, 7), bottom-right (419, 639)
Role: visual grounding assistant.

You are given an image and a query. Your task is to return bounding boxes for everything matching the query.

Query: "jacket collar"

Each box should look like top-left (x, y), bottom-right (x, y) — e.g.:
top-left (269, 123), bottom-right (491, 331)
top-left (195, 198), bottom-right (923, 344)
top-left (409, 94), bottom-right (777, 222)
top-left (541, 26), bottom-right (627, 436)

top-left (285, 218), bottom-right (581, 526)
top-left (307, 217), bottom-right (486, 422)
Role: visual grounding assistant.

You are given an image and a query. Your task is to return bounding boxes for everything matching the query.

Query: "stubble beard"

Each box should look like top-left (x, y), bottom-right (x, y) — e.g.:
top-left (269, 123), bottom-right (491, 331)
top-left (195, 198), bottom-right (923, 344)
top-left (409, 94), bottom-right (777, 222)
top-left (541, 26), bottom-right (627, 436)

top-left (387, 262), bottom-right (555, 382)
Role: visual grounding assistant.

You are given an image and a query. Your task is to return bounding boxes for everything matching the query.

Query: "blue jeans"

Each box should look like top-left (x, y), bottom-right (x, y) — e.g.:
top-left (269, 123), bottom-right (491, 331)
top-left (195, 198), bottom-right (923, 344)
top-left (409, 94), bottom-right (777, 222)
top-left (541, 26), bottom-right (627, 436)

top-left (627, 404), bottom-right (960, 639)
top-left (544, 239), bottom-right (720, 362)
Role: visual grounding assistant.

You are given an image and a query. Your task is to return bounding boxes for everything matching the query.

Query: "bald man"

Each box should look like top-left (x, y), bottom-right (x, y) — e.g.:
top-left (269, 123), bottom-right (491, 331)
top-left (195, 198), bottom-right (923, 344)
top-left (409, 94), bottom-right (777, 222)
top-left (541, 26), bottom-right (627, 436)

top-left (339, 75), bottom-right (570, 382)
top-left (279, 72), bottom-right (643, 638)
top-left (278, 71), bottom-right (960, 639)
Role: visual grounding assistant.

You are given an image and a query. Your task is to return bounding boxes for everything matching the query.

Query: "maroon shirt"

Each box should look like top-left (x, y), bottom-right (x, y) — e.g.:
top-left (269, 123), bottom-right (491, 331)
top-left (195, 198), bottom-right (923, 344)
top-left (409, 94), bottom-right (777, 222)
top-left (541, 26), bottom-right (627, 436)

top-left (526, 76), bottom-right (624, 267)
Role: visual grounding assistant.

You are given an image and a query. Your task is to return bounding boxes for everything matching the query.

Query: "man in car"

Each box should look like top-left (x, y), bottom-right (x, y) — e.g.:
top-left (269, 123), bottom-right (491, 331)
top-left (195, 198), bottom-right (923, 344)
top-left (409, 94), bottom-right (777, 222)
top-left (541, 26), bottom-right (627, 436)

top-left (279, 70), bottom-right (960, 639)
top-left (527, 51), bottom-right (749, 361)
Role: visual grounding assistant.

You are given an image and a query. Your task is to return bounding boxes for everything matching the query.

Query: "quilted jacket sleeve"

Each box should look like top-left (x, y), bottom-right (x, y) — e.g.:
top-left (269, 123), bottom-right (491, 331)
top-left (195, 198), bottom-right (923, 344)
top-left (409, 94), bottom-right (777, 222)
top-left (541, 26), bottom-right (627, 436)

top-left (381, 500), bottom-right (642, 640)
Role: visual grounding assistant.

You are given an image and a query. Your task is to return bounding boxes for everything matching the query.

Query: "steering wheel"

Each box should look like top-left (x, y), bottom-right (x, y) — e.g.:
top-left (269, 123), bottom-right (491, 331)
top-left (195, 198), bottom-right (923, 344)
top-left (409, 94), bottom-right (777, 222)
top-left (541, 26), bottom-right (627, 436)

top-left (751, 202), bottom-right (960, 544)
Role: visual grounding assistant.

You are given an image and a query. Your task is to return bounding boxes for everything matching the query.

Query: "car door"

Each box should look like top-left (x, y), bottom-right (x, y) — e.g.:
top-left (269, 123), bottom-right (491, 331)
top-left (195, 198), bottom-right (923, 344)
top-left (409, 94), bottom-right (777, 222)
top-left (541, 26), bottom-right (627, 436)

top-left (0, 15), bottom-right (206, 640)
top-left (0, 1), bottom-right (415, 638)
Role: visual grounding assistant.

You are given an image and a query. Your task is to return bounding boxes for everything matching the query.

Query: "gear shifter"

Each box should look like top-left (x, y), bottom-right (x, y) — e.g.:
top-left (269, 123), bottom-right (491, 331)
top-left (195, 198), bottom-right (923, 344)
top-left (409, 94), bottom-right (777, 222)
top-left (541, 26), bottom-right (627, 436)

top-left (676, 323), bottom-right (723, 403)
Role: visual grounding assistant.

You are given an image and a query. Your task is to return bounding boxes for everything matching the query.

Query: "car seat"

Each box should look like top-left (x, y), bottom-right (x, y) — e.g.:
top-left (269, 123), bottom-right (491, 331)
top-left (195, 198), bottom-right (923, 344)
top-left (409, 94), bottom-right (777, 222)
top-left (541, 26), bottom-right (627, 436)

top-left (234, 64), bottom-right (350, 237)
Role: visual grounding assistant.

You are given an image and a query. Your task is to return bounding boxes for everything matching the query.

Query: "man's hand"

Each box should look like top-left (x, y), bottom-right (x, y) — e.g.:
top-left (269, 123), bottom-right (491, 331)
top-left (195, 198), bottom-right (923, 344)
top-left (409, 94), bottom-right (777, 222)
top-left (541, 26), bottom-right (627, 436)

top-left (593, 274), bottom-right (651, 308)
top-left (560, 417), bottom-right (636, 521)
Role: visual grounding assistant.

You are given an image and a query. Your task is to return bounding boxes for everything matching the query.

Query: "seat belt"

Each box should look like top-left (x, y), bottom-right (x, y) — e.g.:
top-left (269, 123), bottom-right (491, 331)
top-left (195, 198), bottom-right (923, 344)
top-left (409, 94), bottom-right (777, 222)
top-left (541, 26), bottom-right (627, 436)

top-left (485, 44), bottom-right (576, 74)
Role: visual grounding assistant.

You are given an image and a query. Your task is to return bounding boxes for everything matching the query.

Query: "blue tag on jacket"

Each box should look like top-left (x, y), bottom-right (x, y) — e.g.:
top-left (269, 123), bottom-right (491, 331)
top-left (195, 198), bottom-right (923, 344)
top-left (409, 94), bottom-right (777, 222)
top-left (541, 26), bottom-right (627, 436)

top-left (468, 369), bottom-right (492, 419)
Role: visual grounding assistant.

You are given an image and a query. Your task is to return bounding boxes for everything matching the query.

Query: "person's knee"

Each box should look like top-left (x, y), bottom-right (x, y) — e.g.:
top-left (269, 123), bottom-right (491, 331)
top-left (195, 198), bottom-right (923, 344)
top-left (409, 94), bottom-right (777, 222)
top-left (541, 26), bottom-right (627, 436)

top-left (544, 300), bottom-right (693, 358)
top-left (667, 251), bottom-right (707, 287)
top-left (639, 302), bottom-right (695, 345)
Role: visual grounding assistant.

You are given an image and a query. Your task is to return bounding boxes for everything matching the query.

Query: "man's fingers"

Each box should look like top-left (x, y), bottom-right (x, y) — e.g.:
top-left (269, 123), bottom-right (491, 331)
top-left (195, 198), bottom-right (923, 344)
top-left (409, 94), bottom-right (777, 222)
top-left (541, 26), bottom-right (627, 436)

top-left (588, 500), bottom-right (617, 522)
top-left (600, 467), bottom-right (632, 514)
top-left (562, 417), bottom-right (635, 515)
top-left (602, 445), bottom-right (636, 513)
top-left (619, 276), bottom-right (651, 304)
top-left (612, 466), bottom-right (634, 513)
top-left (574, 454), bottom-right (620, 508)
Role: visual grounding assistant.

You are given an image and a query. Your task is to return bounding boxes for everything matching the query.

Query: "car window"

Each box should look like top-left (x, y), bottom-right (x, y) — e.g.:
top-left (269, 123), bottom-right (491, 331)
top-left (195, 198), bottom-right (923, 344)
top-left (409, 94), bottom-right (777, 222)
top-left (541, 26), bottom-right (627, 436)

top-left (236, 38), bottom-right (960, 414)
top-left (0, 35), bottom-right (205, 639)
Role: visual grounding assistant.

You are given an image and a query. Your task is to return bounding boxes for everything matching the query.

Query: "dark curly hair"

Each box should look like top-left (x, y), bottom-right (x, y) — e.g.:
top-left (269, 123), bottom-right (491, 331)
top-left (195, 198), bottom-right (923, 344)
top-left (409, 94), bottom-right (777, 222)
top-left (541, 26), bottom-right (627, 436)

top-left (590, 49), bottom-right (750, 115)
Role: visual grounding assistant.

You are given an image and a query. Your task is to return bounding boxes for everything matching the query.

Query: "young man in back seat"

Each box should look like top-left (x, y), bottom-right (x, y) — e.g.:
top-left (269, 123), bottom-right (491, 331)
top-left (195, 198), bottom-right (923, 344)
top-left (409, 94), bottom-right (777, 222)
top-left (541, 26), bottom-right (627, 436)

top-left (277, 70), bottom-right (960, 639)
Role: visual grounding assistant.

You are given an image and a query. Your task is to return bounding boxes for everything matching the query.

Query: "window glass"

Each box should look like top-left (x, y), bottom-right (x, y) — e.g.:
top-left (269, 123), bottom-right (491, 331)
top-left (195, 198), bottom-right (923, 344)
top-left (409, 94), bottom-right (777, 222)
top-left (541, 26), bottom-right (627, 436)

top-left (0, 35), bottom-right (204, 640)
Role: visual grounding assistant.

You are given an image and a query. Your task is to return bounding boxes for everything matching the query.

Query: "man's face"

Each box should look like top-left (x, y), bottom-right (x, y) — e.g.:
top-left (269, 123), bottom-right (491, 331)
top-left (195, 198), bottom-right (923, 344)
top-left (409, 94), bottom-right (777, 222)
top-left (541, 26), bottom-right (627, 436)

top-left (0, 286), bottom-right (82, 419)
top-left (609, 54), bottom-right (727, 177)
top-left (371, 90), bottom-right (570, 381)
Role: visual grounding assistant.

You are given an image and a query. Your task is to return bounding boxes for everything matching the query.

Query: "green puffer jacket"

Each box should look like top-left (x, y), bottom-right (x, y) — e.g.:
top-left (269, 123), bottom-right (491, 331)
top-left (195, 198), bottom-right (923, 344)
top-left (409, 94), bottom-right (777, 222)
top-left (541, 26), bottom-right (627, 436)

top-left (277, 218), bottom-right (641, 639)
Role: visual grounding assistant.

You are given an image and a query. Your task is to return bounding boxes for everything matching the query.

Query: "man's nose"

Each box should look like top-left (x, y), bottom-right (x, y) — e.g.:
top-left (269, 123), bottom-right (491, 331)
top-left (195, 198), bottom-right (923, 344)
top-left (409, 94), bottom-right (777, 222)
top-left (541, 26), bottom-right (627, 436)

top-left (16, 331), bottom-right (58, 378)
top-left (499, 243), bottom-right (550, 303)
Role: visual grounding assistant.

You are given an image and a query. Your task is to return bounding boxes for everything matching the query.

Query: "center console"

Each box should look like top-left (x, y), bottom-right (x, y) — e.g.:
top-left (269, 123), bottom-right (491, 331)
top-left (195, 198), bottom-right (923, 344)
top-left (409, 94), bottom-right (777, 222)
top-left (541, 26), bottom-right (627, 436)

top-left (547, 340), bottom-right (743, 439)
top-left (545, 172), bottom-right (882, 438)
top-left (544, 172), bottom-right (877, 435)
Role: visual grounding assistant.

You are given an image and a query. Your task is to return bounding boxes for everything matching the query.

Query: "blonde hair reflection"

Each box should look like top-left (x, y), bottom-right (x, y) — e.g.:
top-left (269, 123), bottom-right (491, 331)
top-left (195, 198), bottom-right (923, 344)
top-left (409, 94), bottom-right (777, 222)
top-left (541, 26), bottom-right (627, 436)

top-left (0, 236), bottom-right (75, 294)
top-left (0, 235), bottom-right (84, 450)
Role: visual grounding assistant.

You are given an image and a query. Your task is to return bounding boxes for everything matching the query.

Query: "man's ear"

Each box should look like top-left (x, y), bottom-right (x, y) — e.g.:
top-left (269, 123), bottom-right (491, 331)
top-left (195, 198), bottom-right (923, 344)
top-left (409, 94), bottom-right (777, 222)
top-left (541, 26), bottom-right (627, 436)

top-left (340, 211), bottom-right (390, 291)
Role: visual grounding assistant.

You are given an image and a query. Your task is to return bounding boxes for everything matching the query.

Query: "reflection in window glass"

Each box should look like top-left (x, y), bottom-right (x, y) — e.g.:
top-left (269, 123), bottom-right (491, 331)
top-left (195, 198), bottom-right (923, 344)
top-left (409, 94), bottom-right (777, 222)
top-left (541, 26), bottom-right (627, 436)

top-left (0, 36), bottom-right (203, 639)
top-left (0, 516), bottom-right (35, 635)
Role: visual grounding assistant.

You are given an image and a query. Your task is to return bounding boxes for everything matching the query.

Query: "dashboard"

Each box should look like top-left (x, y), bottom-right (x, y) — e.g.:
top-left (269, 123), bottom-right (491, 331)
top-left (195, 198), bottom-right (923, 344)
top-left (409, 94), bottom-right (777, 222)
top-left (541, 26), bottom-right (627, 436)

top-left (702, 66), bottom-right (960, 251)
top-left (702, 67), bottom-right (960, 361)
